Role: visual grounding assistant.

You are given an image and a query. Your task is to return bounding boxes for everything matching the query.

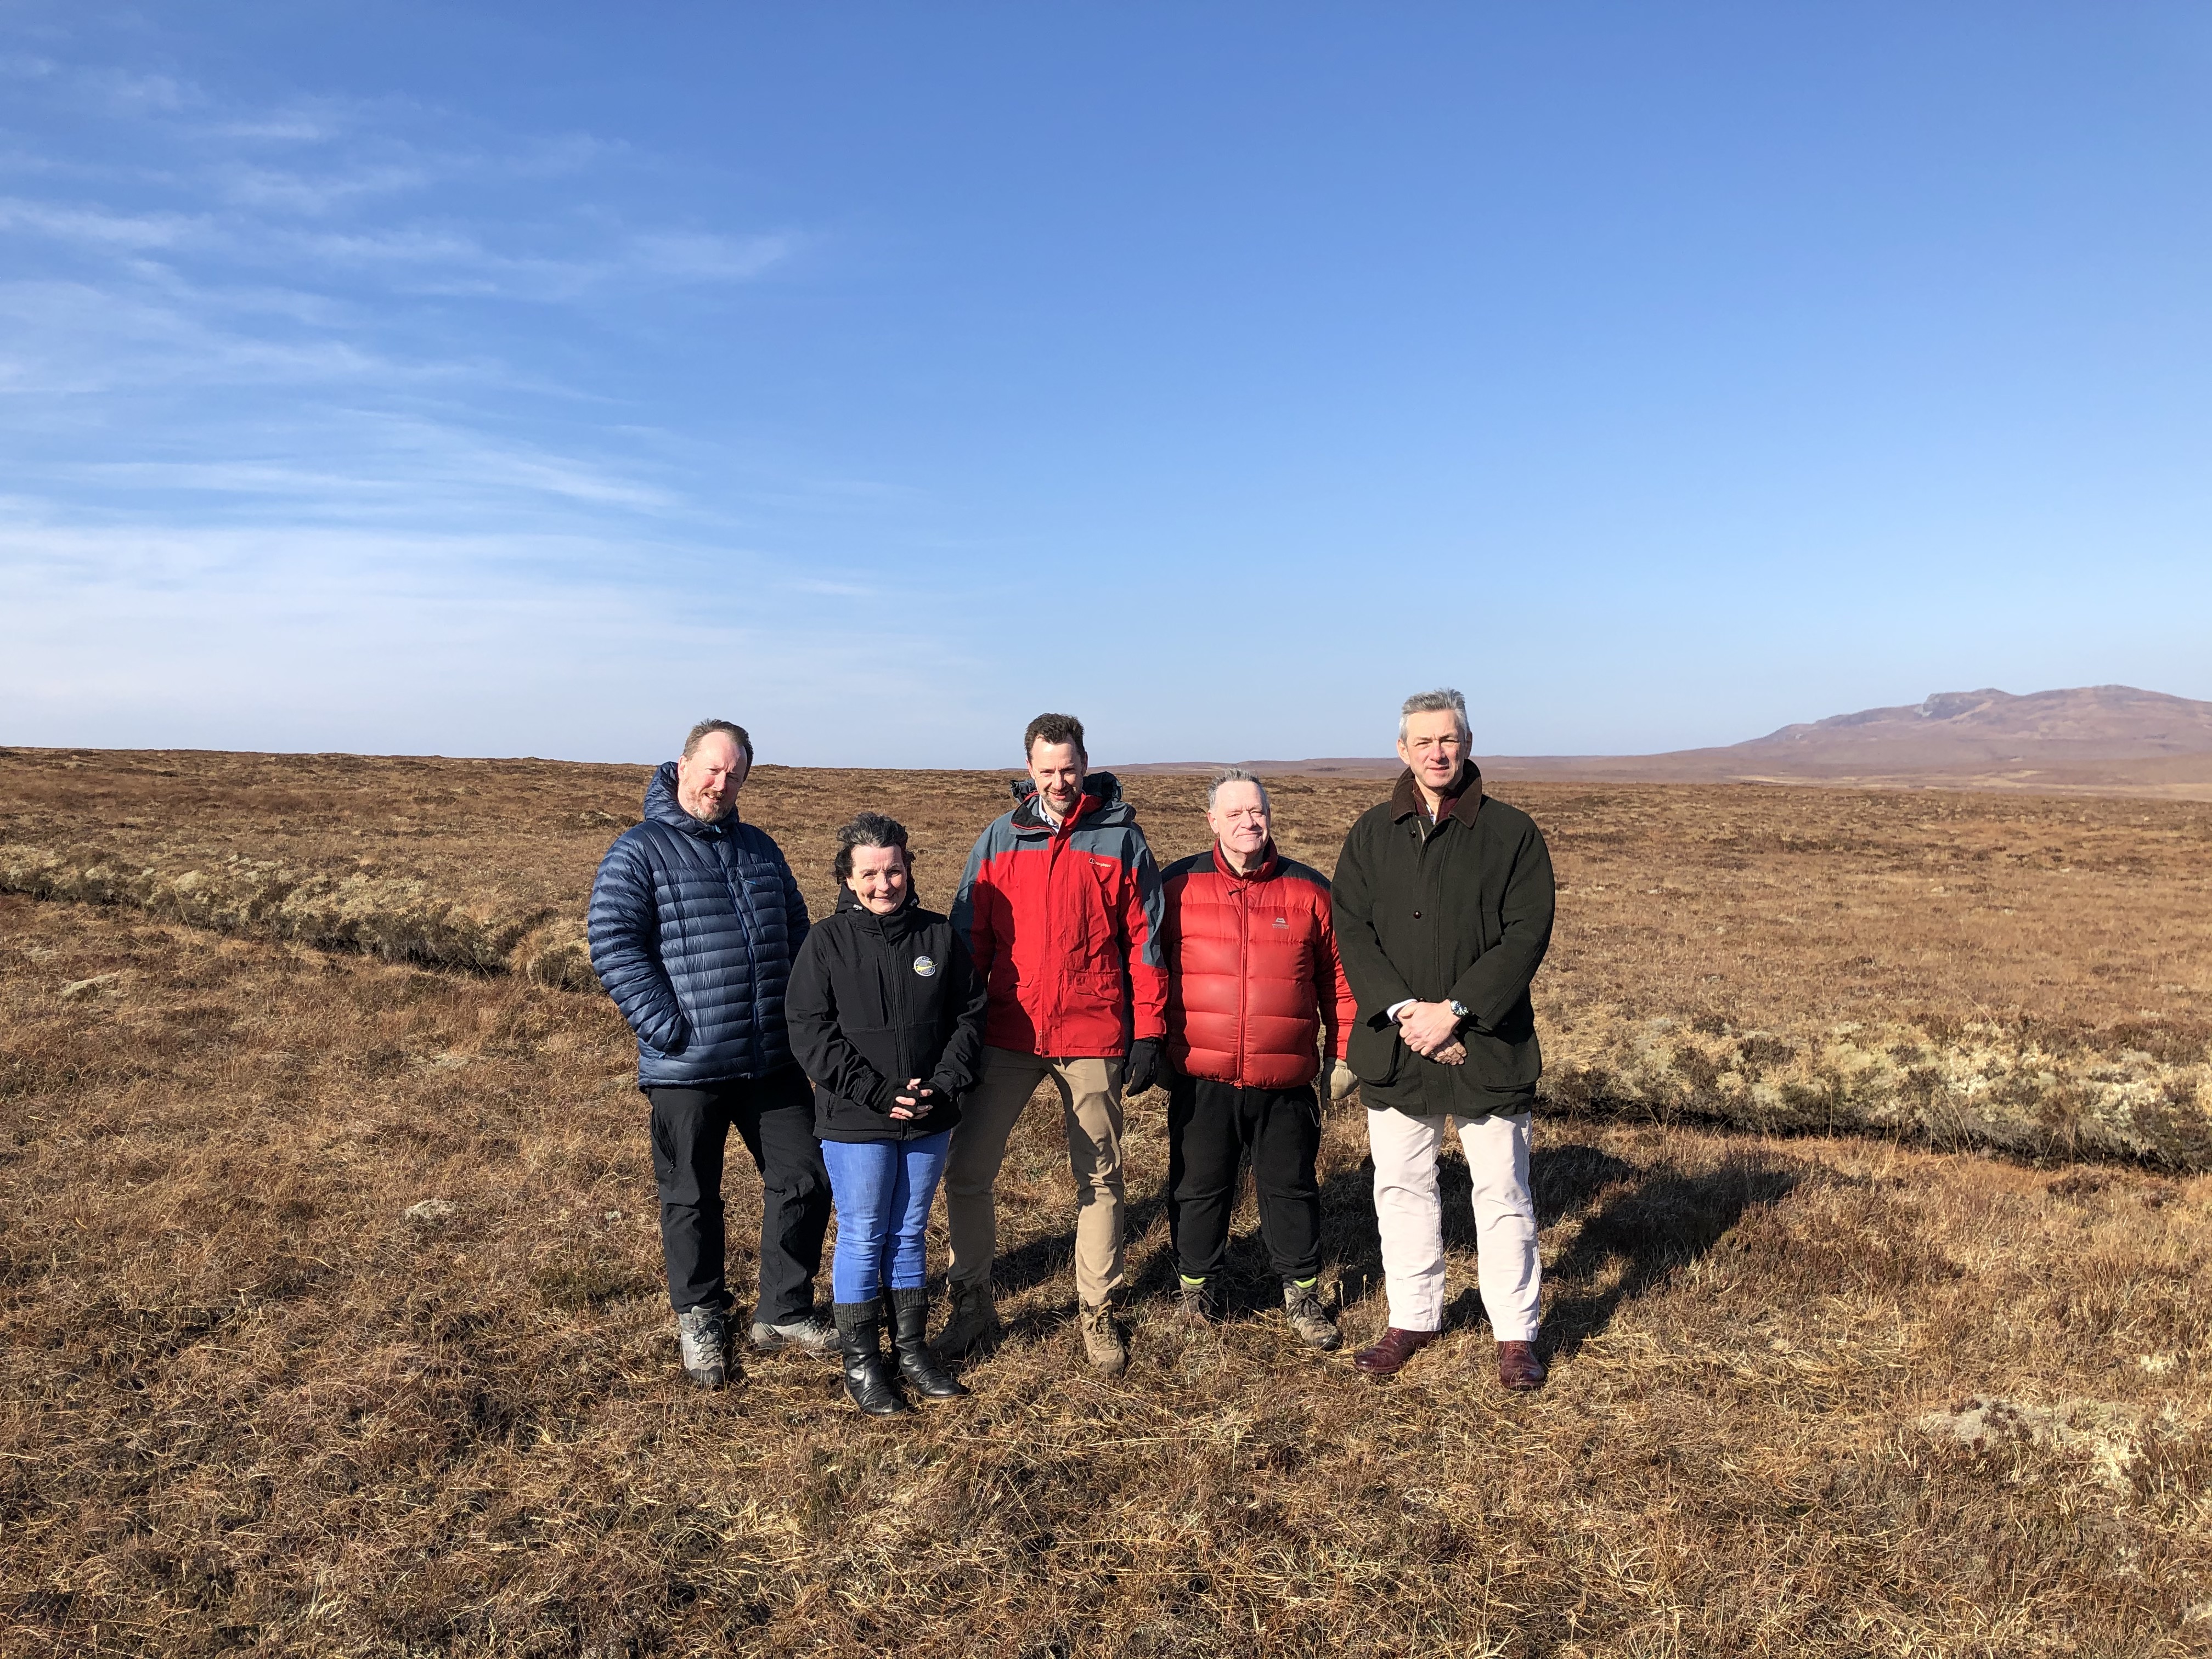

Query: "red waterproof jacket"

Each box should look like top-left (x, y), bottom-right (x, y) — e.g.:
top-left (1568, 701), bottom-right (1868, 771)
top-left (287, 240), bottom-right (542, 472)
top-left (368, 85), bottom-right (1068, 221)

top-left (1160, 843), bottom-right (1358, 1090)
top-left (951, 772), bottom-right (1167, 1057)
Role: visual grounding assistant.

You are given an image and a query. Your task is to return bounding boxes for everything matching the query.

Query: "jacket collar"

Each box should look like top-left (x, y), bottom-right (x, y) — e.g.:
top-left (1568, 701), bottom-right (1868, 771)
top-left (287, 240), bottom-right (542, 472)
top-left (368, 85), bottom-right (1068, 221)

top-left (1209, 840), bottom-right (1280, 882)
top-left (644, 759), bottom-right (741, 839)
top-left (833, 884), bottom-right (920, 934)
top-left (1009, 769), bottom-right (1127, 835)
top-left (1390, 763), bottom-right (1483, 827)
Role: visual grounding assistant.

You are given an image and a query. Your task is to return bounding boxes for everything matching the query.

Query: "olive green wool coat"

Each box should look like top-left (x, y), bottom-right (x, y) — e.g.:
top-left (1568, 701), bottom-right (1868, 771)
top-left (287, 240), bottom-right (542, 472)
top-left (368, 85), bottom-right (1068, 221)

top-left (1331, 766), bottom-right (1556, 1119)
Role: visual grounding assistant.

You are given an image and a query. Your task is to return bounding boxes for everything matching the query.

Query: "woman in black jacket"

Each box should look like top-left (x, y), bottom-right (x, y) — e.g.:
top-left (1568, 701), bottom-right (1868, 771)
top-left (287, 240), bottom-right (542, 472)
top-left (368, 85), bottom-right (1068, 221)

top-left (786, 812), bottom-right (989, 1414)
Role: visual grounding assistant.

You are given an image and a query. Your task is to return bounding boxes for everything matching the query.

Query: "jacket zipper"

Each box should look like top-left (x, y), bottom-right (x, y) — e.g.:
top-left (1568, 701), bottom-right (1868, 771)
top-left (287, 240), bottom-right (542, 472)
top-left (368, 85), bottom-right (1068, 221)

top-left (723, 834), bottom-right (763, 1044)
top-left (1233, 866), bottom-right (1250, 1084)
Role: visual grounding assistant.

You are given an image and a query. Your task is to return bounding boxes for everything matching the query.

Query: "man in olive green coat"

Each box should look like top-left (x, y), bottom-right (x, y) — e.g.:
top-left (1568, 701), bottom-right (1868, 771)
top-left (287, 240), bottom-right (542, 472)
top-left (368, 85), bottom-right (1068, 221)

top-left (1331, 687), bottom-right (1556, 1390)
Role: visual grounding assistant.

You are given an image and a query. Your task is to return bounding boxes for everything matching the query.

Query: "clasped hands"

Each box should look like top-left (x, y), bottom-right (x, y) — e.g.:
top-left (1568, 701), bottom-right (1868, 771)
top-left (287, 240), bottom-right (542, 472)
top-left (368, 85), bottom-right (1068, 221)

top-left (1396, 1001), bottom-right (1468, 1066)
top-left (889, 1077), bottom-right (937, 1120)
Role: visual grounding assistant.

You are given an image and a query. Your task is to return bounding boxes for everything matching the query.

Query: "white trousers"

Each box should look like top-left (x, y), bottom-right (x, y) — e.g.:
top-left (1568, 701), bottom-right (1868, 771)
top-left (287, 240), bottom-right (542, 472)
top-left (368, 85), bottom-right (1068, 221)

top-left (1367, 1107), bottom-right (1539, 1341)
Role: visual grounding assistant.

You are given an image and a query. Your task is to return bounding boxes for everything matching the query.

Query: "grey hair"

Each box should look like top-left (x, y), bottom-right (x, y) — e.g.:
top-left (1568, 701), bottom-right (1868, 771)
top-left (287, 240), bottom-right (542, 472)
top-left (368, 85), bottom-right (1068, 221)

top-left (1206, 766), bottom-right (1271, 812)
top-left (682, 718), bottom-right (754, 766)
top-left (1396, 688), bottom-right (1471, 744)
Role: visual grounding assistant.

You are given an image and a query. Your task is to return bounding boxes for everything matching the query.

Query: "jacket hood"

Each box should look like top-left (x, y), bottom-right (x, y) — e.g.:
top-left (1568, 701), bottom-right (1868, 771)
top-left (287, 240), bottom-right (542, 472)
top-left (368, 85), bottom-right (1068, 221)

top-left (644, 759), bottom-right (741, 837)
top-left (1009, 769), bottom-right (1132, 831)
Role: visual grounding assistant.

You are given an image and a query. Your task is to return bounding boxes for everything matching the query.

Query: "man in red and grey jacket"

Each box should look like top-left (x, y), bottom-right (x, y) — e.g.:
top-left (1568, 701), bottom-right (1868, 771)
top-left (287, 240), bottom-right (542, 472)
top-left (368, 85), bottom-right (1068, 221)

top-left (938, 712), bottom-right (1167, 1374)
top-left (1159, 769), bottom-right (1361, 1351)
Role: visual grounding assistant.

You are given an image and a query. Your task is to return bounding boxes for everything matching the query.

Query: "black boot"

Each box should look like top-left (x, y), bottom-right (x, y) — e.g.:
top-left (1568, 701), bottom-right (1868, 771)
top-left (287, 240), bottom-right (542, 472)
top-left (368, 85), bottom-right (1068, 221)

top-left (833, 1299), bottom-right (910, 1416)
top-left (890, 1286), bottom-right (968, 1401)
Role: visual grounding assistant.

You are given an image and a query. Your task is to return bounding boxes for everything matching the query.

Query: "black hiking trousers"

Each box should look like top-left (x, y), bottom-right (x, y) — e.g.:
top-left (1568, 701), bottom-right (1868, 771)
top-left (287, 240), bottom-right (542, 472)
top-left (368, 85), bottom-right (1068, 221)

top-left (648, 1064), bottom-right (830, 1322)
top-left (1166, 1072), bottom-right (1324, 1285)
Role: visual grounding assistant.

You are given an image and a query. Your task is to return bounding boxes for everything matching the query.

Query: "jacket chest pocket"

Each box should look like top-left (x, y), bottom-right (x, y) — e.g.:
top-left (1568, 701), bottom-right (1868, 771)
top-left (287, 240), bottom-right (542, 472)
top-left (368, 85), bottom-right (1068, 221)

top-left (1063, 856), bottom-right (1122, 958)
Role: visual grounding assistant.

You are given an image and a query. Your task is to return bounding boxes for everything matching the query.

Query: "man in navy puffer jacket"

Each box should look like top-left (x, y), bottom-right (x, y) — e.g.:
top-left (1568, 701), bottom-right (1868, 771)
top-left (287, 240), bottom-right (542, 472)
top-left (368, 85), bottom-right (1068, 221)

top-left (589, 718), bottom-right (833, 1387)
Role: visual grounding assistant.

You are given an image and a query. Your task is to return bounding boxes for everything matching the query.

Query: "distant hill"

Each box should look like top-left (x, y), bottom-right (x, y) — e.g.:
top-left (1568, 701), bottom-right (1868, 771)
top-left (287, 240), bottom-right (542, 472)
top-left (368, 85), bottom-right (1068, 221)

top-left (1113, 686), bottom-right (2212, 799)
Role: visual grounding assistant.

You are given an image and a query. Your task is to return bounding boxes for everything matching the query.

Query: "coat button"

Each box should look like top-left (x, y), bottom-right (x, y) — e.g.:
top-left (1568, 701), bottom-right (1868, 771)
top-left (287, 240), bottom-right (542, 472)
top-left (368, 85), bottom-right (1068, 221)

top-left (1413, 910), bottom-right (1422, 919)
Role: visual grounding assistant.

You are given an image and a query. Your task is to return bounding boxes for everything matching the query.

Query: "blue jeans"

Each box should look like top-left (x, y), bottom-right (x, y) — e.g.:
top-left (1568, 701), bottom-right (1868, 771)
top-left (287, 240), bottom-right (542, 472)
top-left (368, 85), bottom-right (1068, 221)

top-left (820, 1132), bottom-right (952, 1304)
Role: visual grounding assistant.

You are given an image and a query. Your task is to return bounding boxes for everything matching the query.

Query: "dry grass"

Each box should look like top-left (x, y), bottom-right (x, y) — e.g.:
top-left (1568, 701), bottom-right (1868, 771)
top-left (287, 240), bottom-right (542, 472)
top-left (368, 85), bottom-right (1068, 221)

top-left (3, 890), bottom-right (2210, 1656)
top-left (4, 748), bottom-right (2208, 1165)
top-left (4, 746), bottom-right (2212, 1652)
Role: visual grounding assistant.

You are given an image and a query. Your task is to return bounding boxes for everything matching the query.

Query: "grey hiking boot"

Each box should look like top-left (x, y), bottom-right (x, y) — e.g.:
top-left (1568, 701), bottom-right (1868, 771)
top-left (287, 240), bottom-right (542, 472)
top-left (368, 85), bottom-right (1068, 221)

top-left (933, 1279), bottom-right (1001, 1361)
top-left (1175, 1277), bottom-right (1221, 1326)
top-left (750, 1311), bottom-right (838, 1355)
top-left (1079, 1302), bottom-right (1128, 1375)
top-left (675, 1305), bottom-right (730, 1390)
top-left (1283, 1280), bottom-right (1342, 1351)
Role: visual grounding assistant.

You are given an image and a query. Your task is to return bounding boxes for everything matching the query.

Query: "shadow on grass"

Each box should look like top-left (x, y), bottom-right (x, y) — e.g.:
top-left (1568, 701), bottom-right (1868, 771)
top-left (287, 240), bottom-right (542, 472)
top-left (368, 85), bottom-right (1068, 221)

top-left (1535, 1150), bottom-right (1802, 1357)
top-left (942, 1114), bottom-right (1802, 1359)
top-left (1136, 1130), bottom-right (1801, 1351)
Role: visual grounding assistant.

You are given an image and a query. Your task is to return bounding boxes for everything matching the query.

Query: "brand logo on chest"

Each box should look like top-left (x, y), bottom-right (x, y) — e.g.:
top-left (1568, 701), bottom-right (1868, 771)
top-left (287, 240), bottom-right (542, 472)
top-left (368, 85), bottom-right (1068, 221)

top-left (912, 955), bottom-right (938, 978)
top-left (1272, 917), bottom-right (1290, 928)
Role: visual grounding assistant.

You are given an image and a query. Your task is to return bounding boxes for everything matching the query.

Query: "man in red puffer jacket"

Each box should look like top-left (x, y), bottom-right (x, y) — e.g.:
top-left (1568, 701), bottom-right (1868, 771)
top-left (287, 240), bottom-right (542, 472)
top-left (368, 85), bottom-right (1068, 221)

top-left (1158, 768), bottom-right (1360, 1350)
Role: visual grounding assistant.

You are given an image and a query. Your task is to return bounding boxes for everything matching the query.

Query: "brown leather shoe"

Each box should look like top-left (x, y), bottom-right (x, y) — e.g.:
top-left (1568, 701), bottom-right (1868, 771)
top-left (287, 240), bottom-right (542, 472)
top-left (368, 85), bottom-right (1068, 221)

top-left (1352, 1327), bottom-right (1439, 1377)
top-left (1496, 1340), bottom-right (1547, 1391)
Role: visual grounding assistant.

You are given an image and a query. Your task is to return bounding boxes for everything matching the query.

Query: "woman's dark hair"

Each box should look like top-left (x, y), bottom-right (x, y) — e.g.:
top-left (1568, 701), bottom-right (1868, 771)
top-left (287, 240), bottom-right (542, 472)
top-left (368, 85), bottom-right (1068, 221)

top-left (833, 811), bottom-right (912, 883)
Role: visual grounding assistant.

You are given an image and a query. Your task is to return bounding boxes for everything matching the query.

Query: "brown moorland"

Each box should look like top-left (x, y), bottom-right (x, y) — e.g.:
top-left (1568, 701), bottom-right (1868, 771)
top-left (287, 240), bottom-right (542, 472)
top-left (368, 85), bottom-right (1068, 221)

top-left (4, 747), bottom-right (2208, 1165)
top-left (1, 748), bottom-right (2209, 1654)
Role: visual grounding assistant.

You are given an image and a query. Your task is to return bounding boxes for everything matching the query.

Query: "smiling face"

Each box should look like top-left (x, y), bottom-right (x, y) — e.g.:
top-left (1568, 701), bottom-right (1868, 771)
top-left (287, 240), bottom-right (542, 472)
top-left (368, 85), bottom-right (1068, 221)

top-left (676, 731), bottom-right (748, 823)
top-left (1396, 708), bottom-right (1468, 797)
top-left (1026, 739), bottom-right (1087, 821)
top-left (845, 842), bottom-right (910, 915)
top-left (1206, 780), bottom-right (1271, 862)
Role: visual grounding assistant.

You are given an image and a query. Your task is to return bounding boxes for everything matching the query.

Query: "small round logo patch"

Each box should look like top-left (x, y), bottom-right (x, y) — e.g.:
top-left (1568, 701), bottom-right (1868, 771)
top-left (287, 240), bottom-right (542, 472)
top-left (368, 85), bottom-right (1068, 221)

top-left (912, 955), bottom-right (938, 978)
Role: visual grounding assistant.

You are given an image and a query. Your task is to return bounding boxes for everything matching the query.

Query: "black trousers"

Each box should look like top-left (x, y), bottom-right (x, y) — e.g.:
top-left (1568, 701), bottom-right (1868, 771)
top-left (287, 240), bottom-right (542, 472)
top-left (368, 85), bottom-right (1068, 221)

top-left (648, 1065), bottom-right (830, 1321)
top-left (1166, 1073), bottom-right (1323, 1284)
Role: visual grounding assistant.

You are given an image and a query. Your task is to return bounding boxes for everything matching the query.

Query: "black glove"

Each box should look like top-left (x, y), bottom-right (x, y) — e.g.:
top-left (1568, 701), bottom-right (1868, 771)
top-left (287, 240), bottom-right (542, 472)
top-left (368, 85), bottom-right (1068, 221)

top-left (1124, 1037), bottom-right (1163, 1096)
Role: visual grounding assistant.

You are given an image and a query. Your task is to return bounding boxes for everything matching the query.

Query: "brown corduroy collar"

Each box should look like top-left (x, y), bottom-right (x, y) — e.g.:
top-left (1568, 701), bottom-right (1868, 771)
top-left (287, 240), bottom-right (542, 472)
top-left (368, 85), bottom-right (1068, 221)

top-left (1390, 763), bottom-right (1484, 827)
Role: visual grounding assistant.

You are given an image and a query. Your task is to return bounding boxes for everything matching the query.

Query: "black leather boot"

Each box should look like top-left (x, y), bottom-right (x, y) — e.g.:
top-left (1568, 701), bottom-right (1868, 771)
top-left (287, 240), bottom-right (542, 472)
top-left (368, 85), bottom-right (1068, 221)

top-left (890, 1286), bottom-right (968, 1401)
top-left (833, 1299), bottom-right (910, 1416)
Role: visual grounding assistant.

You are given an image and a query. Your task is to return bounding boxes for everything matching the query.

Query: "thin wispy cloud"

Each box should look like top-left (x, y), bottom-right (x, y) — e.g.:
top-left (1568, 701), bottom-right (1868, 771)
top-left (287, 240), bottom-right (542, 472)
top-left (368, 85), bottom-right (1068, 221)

top-left (0, 30), bottom-right (919, 758)
top-left (0, 59), bottom-right (798, 507)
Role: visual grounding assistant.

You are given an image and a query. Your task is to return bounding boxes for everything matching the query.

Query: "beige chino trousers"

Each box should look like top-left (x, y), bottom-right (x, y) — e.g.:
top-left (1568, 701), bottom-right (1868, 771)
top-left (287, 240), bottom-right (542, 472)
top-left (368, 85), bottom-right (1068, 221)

top-left (943, 1046), bottom-right (1127, 1308)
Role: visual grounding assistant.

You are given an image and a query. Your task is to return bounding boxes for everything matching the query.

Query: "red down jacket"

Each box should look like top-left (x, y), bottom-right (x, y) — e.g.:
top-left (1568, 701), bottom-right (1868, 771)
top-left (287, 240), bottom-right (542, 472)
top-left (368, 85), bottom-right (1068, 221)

top-left (1160, 843), bottom-right (1358, 1090)
top-left (950, 772), bottom-right (1168, 1057)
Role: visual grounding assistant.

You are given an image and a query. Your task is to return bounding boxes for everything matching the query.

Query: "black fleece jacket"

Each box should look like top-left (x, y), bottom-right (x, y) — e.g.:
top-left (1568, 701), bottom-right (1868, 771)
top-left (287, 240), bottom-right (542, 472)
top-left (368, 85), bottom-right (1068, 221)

top-left (785, 889), bottom-right (989, 1143)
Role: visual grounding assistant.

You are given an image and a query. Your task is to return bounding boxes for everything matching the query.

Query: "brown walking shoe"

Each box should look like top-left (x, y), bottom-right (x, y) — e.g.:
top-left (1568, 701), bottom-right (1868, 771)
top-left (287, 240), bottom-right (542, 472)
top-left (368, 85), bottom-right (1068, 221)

top-left (1079, 1302), bottom-right (1128, 1375)
top-left (1496, 1340), bottom-right (1547, 1391)
top-left (1351, 1326), bottom-right (1438, 1378)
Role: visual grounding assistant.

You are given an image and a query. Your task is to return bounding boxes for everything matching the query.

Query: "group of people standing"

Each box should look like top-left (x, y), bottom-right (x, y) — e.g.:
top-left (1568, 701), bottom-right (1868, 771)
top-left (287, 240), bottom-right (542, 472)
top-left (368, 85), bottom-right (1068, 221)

top-left (586, 690), bottom-right (1555, 1414)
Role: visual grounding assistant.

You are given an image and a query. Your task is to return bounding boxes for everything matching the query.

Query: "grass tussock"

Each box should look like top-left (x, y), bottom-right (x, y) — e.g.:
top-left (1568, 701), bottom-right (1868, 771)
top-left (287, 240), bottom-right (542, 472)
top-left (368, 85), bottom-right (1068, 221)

top-left (4, 895), bottom-right (2212, 1654)
top-left (3, 746), bottom-right (2210, 1165)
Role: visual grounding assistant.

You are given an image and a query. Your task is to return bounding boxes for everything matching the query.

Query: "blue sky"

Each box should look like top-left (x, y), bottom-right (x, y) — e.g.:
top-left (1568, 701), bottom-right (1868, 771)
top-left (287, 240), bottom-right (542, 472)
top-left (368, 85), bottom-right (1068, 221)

top-left (3, 4), bottom-right (2209, 766)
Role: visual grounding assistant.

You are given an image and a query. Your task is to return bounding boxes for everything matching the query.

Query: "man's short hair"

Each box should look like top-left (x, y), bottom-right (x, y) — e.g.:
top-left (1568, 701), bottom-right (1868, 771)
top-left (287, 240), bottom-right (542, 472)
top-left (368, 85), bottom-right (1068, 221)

top-left (1024, 712), bottom-right (1087, 760)
top-left (1397, 689), bottom-right (1470, 745)
top-left (682, 718), bottom-right (754, 767)
top-left (832, 810), bottom-right (911, 882)
top-left (1206, 766), bottom-right (1271, 812)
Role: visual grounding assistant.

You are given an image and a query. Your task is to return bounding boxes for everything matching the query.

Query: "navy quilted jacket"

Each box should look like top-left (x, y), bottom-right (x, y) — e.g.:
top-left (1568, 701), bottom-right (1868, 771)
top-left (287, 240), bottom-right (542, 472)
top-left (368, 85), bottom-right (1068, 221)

top-left (588, 761), bottom-right (811, 1088)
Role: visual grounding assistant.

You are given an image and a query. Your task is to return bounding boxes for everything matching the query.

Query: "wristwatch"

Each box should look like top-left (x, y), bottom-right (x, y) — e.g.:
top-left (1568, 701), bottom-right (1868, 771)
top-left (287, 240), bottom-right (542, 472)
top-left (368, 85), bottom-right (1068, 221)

top-left (1447, 1000), bottom-right (1469, 1020)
